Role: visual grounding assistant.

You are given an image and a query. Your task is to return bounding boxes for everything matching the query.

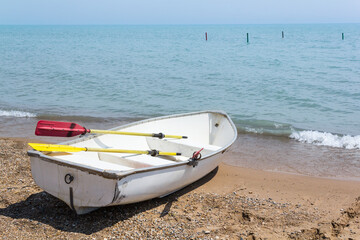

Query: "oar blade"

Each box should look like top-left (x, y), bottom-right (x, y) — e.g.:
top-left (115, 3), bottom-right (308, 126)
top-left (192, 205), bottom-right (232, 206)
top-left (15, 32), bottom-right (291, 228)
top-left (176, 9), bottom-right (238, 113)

top-left (29, 143), bottom-right (86, 152)
top-left (35, 120), bottom-right (86, 137)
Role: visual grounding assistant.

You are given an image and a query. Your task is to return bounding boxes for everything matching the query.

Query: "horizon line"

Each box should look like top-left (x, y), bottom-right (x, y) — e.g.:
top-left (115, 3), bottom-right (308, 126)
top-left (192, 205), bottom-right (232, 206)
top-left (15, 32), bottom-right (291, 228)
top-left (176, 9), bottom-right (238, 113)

top-left (1, 22), bottom-right (359, 26)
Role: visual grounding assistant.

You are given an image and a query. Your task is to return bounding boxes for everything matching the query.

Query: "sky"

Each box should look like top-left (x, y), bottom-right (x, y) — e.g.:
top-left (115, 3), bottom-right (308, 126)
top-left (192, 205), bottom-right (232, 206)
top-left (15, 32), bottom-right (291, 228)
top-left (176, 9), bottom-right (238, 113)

top-left (1, 0), bottom-right (359, 25)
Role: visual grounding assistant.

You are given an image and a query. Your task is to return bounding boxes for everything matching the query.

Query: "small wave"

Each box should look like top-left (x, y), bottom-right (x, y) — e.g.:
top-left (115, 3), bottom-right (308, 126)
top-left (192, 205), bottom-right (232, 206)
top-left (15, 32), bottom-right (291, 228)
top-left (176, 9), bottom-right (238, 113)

top-left (0, 109), bottom-right (36, 118)
top-left (290, 131), bottom-right (360, 149)
top-left (236, 119), bottom-right (295, 137)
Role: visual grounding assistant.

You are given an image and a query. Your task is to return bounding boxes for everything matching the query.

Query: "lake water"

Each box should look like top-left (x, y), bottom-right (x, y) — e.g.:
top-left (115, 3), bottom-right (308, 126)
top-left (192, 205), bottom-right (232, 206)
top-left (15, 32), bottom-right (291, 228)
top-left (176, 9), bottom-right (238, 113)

top-left (1, 24), bottom-right (359, 179)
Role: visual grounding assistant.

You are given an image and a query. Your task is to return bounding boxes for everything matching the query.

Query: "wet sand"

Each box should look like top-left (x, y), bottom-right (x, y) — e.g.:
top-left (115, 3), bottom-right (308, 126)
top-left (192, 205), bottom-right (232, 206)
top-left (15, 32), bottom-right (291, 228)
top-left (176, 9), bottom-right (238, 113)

top-left (1, 137), bottom-right (360, 239)
top-left (224, 133), bottom-right (360, 181)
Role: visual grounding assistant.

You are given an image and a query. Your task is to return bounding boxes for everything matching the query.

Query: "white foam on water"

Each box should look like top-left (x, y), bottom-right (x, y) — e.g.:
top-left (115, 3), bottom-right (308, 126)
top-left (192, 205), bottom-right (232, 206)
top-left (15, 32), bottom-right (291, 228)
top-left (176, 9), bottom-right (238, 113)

top-left (0, 109), bottom-right (36, 118)
top-left (290, 130), bottom-right (360, 149)
top-left (244, 127), bottom-right (264, 134)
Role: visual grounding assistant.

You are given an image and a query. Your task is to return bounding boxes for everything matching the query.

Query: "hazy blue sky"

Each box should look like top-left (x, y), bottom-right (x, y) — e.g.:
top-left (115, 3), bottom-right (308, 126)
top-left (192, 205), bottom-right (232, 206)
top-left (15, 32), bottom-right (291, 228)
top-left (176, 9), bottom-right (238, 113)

top-left (1, 0), bottom-right (359, 24)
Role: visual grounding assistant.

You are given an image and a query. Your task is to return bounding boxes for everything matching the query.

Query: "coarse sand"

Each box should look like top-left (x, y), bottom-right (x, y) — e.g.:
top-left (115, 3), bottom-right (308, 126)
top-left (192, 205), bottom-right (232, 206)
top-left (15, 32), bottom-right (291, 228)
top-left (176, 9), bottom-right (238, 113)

top-left (1, 138), bottom-right (360, 239)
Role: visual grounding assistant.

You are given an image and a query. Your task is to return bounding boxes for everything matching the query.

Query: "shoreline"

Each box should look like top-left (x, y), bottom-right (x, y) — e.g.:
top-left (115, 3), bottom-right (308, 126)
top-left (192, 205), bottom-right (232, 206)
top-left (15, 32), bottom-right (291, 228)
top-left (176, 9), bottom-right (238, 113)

top-left (1, 137), bottom-right (360, 239)
top-left (6, 134), bottom-right (360, 182)
top-left (3, 119), bottom-right (360, 181)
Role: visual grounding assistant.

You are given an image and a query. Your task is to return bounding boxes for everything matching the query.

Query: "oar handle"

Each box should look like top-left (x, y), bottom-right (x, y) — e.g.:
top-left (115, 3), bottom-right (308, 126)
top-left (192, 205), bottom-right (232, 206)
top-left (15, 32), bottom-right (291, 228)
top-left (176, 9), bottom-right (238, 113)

top-left (90, 129), bottom-right (187, 139)
top-left (163, 134), bottom-right (188, 139)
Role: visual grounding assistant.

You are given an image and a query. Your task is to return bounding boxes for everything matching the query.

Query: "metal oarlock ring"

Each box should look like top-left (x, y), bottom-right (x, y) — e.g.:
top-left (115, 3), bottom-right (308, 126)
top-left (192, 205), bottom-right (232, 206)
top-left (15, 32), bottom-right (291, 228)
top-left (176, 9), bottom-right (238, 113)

top-left (187, 151), bottom-right (202, 167)
top-left (193, 152), bottom-right (202, 160)
top-left (65, 174), bottom-right (74, 184)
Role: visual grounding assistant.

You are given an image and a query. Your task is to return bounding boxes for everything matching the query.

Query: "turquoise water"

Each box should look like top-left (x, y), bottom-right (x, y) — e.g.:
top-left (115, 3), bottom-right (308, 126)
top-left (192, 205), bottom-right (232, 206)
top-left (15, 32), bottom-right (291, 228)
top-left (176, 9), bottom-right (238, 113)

top-left (0, 24), bottom-right (360, 149)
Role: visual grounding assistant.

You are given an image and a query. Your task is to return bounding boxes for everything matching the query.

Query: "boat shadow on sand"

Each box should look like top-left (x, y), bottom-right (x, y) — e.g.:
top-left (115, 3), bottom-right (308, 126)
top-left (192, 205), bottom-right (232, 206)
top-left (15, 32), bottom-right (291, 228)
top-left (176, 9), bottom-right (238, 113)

top-left (0, 167), bottom-right (218, 235)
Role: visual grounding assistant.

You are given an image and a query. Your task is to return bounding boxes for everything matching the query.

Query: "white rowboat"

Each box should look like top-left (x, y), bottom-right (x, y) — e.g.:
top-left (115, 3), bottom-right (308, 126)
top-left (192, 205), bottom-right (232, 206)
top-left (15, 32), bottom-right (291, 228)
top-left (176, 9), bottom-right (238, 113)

top-left (27, 111), bottom-right (237, 214)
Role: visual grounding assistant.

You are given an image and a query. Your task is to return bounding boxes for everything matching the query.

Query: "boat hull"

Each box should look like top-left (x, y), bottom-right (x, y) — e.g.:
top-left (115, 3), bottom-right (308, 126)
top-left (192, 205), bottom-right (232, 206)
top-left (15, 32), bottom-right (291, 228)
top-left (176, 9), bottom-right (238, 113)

top-left (30, 148), bottom-right (224, 214)
top-left (28, 111), bottom-right (237, 214)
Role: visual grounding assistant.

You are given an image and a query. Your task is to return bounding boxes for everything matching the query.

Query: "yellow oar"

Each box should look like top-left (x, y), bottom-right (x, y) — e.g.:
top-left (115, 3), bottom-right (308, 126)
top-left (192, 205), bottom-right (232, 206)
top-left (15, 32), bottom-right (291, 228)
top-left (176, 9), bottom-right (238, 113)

top-left (29, 143), bottom-right (181, 156)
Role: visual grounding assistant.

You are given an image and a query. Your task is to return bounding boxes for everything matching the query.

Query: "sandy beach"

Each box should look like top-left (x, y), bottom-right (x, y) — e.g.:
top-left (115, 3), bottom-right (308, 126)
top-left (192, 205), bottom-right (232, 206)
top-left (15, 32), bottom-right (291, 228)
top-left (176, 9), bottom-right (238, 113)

top-left (1, 137), bottom-right (360, 239)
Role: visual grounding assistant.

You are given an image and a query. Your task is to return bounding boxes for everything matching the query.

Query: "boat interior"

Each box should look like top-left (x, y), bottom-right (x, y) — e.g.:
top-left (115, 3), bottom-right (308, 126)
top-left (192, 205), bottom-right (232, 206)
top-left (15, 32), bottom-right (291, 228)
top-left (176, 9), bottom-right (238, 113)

top-left (43, 112), bottom-right (236, 171)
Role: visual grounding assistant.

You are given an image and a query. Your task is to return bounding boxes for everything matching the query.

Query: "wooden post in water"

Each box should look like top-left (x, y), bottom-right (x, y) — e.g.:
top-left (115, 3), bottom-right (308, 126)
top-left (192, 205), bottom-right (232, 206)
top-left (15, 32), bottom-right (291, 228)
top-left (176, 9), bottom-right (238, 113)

top-left (282, 31), bottom-right (284, 38)
top-left (247, 33), bottom-right (249, 43)
top-left (205, 32), bottom-right (207, 41)
top-left (342, 33), bottom-right (344, 40)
